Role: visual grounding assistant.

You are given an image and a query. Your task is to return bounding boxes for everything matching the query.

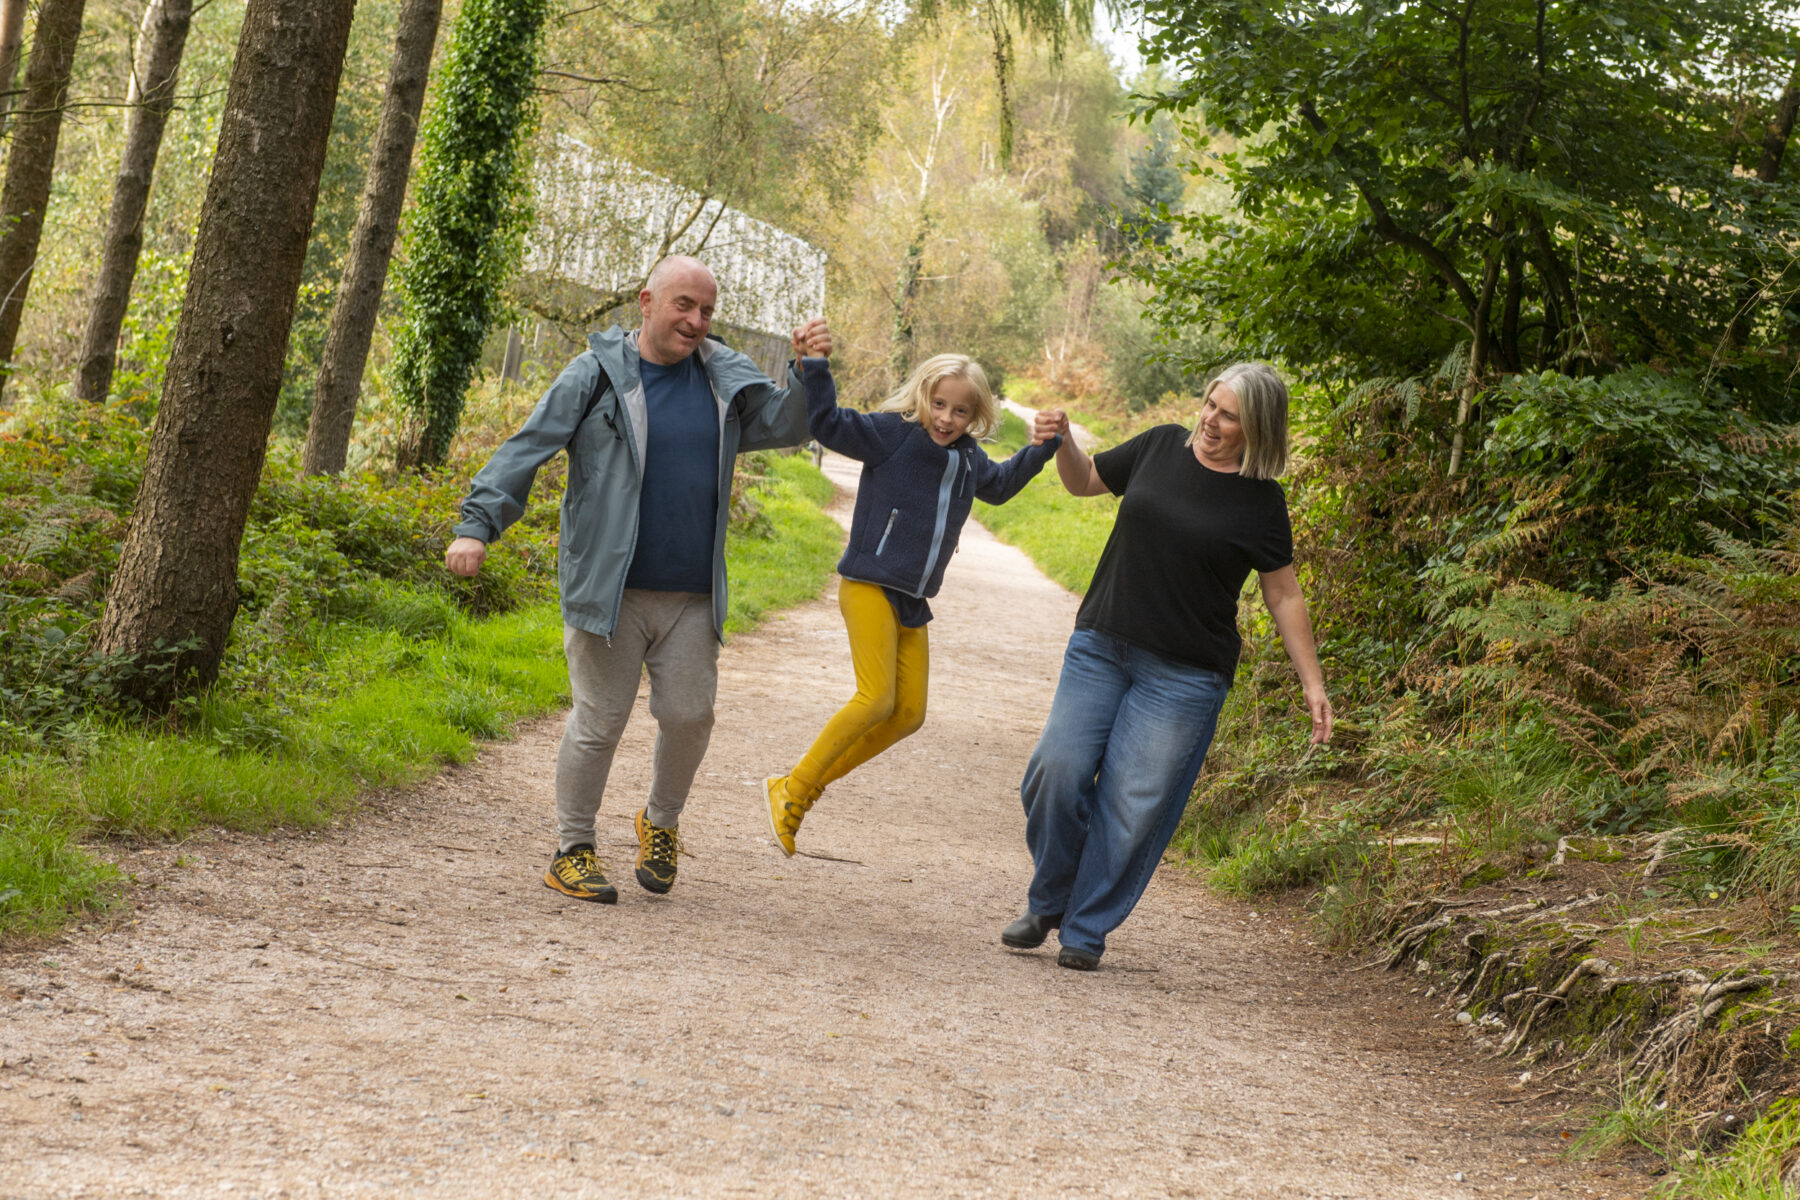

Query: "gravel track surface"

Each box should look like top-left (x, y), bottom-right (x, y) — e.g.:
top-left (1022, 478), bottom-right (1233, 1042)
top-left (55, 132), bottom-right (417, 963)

top-left (1, 454), bottom-right (1638, 1198)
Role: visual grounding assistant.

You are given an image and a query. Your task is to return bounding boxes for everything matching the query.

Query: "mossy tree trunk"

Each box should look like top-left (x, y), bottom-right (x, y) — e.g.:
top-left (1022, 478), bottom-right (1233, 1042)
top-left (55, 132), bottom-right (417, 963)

top-left (93, 0), bottom-right (358, 705)
top-left (74, 0), bottom-right (194, 405)
top-left (301, 0), bottom-right (444, 476)
top-left (390, 0), bottom-right (549, 470)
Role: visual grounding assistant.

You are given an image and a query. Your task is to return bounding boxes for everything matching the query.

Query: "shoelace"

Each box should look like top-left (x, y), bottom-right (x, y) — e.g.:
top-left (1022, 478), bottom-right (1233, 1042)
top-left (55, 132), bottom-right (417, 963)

top-left (568, 848), bottom-right (604, 877)
top-left (646, 826), bottom-right (682, 865)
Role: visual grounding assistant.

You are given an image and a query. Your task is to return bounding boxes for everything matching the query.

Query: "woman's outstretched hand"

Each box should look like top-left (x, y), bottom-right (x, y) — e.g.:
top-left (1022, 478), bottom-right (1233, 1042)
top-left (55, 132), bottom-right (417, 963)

top-left (1032, 408), bottom-right (1069, 446)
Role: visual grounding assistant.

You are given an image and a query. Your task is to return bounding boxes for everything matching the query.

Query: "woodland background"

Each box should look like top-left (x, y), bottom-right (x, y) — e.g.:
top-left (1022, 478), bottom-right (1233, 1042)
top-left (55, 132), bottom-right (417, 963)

top-left (1, 1), bottom-right (1798, 1188)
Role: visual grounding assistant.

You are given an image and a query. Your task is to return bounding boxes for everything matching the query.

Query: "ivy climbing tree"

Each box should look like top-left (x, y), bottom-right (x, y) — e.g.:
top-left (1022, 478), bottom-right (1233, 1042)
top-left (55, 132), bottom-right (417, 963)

top-left (391, 0), bottom-right (549, 469)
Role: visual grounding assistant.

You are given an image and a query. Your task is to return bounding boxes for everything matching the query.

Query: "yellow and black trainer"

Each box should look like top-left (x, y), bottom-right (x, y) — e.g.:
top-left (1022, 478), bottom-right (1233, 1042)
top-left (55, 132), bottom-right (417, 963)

top-left (764, 775), bottom-right (814, 857)
top-left (544, 844), bottom-right (618, 903)
top-left (634, 809), bottom-right (683, 894)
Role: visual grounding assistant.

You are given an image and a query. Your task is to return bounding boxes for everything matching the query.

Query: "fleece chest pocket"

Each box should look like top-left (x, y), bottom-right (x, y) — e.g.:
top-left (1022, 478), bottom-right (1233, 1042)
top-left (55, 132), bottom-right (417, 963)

top-left (874, 508), bottom-right (899, 556)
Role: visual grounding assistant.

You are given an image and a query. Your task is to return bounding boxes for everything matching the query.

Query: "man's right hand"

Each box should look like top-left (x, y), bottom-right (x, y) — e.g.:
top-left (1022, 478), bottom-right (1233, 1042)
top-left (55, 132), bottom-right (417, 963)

top-left (445, 536), bottom-right (487, 577)
top-left (1033, 409), bottom-right (1070, 445)
top-left (791, 317), bottom-right (832, 359)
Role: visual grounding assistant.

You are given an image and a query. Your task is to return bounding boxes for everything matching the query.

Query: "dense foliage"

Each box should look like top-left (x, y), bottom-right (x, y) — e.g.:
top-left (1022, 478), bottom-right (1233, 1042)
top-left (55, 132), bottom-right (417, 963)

top-left (1136, 0), bottom-right (1800, 382)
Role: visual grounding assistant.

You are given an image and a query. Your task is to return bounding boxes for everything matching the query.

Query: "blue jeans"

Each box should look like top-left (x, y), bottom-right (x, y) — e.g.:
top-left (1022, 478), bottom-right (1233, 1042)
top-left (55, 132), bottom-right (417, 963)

top-left (1019, 628), bottom-right (1230, 958)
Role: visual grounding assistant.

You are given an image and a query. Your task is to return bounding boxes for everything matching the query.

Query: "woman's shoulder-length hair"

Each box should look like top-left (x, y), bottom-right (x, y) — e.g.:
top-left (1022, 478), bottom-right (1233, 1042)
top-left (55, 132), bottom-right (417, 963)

top-left (1187, 361), bottom-right (1290, 480)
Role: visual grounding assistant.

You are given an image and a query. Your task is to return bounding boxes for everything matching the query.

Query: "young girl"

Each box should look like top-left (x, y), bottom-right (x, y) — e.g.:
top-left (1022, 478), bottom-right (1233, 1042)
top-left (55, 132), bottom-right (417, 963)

top-left (764, 353), bottom-right (1061, 855)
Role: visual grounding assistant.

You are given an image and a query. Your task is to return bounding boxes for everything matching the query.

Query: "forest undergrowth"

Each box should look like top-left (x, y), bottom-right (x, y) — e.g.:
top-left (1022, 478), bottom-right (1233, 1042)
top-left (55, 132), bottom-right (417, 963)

top-left (0, 379), bottom-right (842, 941)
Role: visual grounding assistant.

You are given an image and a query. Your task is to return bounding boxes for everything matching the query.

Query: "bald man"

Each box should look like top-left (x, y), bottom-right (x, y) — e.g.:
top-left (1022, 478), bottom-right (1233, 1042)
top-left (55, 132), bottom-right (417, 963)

top-left (446, 256), bottom-right (831, 904)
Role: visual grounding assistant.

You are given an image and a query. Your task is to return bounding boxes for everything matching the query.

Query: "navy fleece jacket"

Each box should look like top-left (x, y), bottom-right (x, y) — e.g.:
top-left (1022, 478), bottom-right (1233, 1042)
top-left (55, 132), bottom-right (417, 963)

top-left (801, 357), bottom-right (1060, 601)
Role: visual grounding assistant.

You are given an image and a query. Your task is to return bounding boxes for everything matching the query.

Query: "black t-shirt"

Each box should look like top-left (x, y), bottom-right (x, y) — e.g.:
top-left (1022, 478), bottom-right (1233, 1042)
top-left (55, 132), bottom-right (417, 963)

top-left (1076, 424), bottom-right (1293, 677)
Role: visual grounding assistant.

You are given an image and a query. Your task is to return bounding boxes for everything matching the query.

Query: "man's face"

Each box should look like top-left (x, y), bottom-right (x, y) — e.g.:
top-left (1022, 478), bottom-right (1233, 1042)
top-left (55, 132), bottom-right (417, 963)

top-left (638, 266), bottom-right (717, 364)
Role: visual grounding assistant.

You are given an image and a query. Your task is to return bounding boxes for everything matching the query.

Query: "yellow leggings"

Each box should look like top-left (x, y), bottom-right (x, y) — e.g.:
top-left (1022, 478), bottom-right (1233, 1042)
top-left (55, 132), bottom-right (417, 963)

top-left (786, 578), bottom-right (929, 799)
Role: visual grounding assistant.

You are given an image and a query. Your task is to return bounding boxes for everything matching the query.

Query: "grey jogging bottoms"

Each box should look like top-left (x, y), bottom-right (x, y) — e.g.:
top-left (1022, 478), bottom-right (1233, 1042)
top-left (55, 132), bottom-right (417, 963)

top-left (555, 589), bottom-right (719, 850)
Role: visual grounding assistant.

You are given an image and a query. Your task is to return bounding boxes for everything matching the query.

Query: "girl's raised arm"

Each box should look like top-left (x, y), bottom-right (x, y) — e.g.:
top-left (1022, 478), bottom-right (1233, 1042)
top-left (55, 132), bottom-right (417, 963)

top-left (972, 428), bottom-right (1061, 505)
top-left (801, 358), bottom-right (898, 465)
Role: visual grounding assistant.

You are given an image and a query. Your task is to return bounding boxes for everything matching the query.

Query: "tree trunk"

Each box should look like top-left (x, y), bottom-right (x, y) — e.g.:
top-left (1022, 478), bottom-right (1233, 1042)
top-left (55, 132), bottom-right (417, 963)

top-left (0, 0), bottom-right (26, 133)
top-left (301, 0), bottom-right (443, 476)
top-left (1447, 254), bottom-right (1502, 478)
top-left (1725, 54), bottom-right (1800, 351)
top-left (0, 0), bottom-right (86, 405)
top-left (1499, 238), bottom-right (1524, 373)
top-left (1755, 57), bottom-right (1800, 184)
top-left (73, 0), bottom-right (192, 404)
top-left (93, 0), bottom-right (357, 706)
top-left (890, 207), bottom-right (930, 385)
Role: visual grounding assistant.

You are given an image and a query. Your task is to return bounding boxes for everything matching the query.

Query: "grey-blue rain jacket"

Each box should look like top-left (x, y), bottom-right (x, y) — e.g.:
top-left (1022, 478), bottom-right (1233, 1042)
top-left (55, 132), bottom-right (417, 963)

top-left (452, 327), bottom-right (809, 641)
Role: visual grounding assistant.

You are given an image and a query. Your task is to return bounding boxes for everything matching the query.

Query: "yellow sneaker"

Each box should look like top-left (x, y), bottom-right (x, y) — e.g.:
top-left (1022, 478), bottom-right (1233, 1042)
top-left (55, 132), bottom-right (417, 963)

top-left (634, 808), bottom-right (683, 895)
top-left (765, 775), bottom-right (813, 857)
top-left (543, 844), bottom-right (618, 903)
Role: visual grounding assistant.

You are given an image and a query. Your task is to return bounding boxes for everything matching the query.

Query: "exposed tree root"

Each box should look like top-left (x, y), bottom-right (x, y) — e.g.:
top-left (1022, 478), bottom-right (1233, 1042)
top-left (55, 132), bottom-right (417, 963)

top-left (1382, 880), bottom-right (1799, 1120)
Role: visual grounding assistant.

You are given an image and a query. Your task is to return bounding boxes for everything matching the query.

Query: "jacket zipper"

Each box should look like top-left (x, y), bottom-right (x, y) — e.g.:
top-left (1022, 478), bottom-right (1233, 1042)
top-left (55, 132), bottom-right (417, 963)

top-left (606, 379), bottom-right (648, 644)
top-left (875, 508), bottom-right (899, 556)
top-left (917, 452), bottom-right (960, 594)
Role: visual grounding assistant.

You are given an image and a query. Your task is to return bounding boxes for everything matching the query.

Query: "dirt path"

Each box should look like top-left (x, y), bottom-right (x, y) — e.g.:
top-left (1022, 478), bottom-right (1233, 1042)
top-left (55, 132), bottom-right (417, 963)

top-left (2, 455), bottom-right (1637, 1199)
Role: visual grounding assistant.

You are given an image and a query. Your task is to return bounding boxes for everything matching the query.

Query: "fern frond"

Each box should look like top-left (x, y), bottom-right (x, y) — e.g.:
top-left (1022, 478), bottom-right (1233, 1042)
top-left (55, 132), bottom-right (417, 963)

top-left (1434, 342), bottom-right (1469, 386)
top-left (1398, 377), bottom-right (1423, 426)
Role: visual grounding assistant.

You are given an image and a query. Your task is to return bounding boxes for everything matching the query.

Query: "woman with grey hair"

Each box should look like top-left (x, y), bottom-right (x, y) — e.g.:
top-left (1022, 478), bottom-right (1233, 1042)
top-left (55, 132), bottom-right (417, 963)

top-left (1004, 362), bottom-right (1333, 970)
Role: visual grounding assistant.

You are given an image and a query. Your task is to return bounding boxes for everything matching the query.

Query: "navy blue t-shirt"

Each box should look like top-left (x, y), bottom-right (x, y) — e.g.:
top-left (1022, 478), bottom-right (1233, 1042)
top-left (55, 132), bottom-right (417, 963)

top-left (625, 354), bottom-right (719, 593)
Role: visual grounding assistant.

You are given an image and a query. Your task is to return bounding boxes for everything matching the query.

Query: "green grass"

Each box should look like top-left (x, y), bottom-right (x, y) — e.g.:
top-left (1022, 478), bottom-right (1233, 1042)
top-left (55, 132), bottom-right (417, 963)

top-left (0, 454), bottom-right (843, 940)
top-left (726, 453), bottom-right (843, 632)
top-left (1567, 1072), bottom-right (1679, 1162)
top-left (975, 410), bottom-right (1117, 596)
top-left (1654, 1099), bottom-right (1800, 1198)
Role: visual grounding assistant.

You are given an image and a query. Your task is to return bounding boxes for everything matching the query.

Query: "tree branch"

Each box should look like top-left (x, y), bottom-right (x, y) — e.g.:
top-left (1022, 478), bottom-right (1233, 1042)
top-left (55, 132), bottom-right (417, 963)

top-left (1298, 99), bottom-right (1480, 314)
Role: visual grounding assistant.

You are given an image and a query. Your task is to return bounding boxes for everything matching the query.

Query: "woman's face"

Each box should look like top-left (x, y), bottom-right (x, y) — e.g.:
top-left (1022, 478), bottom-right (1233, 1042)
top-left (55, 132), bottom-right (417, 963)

top-left (1194, 383), bottom-right (1245, 470)
top-left (926, 376), bottom-right (978, 446)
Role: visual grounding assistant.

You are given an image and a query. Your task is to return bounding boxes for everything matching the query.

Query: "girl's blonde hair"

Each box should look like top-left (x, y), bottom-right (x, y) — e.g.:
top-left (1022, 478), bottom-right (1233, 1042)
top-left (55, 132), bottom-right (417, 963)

top-left (1186, 361), bottom-right (1290, 480)
top-left (879, 353), bottom-right (1001, 440)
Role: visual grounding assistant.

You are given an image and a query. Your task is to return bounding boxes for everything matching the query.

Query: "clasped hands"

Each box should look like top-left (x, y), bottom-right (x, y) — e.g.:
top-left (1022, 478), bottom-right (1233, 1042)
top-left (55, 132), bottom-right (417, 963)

top-left (1032, 408), bottom-right (1070, 447)
top-left (791, 317), bottom-right (832, 360)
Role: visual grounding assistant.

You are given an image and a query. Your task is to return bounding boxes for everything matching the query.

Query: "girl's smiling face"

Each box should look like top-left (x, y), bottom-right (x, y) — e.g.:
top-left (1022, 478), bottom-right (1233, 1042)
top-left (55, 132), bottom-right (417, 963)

top-left (926, 376), bottom-right (977, 446)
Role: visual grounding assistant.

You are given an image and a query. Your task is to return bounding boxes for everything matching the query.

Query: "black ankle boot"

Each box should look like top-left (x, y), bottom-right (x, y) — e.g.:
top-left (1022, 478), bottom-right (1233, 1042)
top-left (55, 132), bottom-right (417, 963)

top-left (1056, 946), bottom-right (1100, 971)
top-left (1000, 910), bottom-right (1062, 949)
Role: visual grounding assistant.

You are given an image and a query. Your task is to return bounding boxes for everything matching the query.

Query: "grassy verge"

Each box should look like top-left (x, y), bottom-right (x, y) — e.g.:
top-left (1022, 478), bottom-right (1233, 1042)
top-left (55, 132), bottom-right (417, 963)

top-left (0, 452), bottom-right (842, 940)
top-left (974, 409), bottom-right (1117, 596)
top-left (725, 453), bottom-right (841, 632)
